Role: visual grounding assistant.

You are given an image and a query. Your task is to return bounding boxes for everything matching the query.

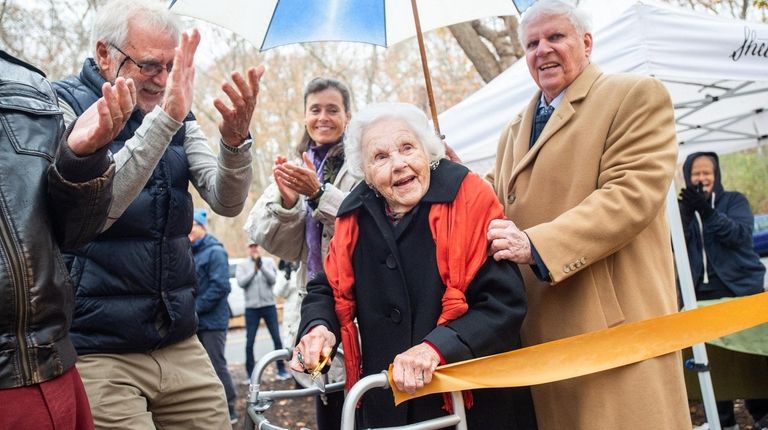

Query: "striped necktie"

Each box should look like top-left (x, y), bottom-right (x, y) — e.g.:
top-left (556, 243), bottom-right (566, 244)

top-left (530, 104), bottom-right (554, 148)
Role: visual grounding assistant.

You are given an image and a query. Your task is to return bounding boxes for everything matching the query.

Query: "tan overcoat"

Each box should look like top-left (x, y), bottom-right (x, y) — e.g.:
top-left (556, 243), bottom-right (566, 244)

top-left (489, 64), bottom-right (692, 429)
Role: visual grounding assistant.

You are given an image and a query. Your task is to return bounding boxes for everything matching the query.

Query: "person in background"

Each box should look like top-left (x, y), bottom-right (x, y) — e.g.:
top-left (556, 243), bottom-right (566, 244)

top-left (680, 152), bottom-right (767, 430)
top-left (484, 0), bottom-right (691, 428)
top-left (274, 260), bottom-right (301, 347)
top-left (244, 77), bottom-right (358, 428)
top-left (237, 243), bottom-right (290, 382)
top-left (292, 102), bottom-right (537, 429)
top-left (0, 49), bottom-right (131, 430)
top-left (189, 208), bottom-right (238, 424)
top-left (52, 0), bottom-right (261, 427)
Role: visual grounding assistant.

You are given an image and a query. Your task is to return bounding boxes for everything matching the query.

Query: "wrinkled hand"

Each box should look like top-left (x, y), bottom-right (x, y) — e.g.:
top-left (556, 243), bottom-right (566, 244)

top-left (443, 141), bottom-right (461, 163)
top-left (392, 343), bottom-right (440, 395)
top-left (680, 183), bottom-right (713, 219)
top-left (290, 325), bottom-right (336, 373)
top-left (216, 65), bottom-right (265, 147)
top-left (67, 77), bottom-right (136, 156)
top-left (487, 219), bottom-right (534, 264)
top-left (162, 29), bottom-right (200, 122)
top-left (274, 153), bottom-right (321, 200)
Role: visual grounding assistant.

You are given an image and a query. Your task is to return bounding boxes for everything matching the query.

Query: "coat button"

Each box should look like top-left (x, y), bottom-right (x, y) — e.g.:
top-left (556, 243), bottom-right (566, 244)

top-left (507, 194), bottom-right (516, 204)
top-left (563, 266), bottom-right (571, 273)
top-left (580, 257), bottom-right (586, 264)
top-left (389, 308), bottom-right (402, 323)
top-left (569, 262), bottom-right (577, 271)
top-left (385, 254), bottom-right (397, 269)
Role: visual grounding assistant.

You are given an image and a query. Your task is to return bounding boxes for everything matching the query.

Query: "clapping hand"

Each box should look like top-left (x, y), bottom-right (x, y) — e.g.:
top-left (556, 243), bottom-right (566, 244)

top-left (679, 183), bottom-right (713, 219)
top-left (162, 29), bottom-right (200, 123)
top-left (67, 77), bottom-right (136, 156)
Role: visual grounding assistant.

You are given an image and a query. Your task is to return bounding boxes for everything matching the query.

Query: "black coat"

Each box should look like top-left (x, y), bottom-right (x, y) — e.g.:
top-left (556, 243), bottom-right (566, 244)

top-left (300, 161), bottom-right (537, 429)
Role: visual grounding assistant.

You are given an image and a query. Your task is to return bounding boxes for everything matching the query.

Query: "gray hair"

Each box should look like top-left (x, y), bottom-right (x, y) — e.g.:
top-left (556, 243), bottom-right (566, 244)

top-left (518, 0), bottom-right (592, 41)
top-left (92, 0), bottom-right (181, 60)
top-left (344, 103), bottom-right (445, 180)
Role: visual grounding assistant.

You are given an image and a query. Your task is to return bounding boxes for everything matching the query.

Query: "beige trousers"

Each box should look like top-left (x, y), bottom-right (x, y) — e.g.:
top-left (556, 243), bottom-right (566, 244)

top-left (76, 335), bottom-right (230, 430)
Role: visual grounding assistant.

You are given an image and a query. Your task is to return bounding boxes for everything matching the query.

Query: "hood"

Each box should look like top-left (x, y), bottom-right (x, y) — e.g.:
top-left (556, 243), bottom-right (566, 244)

top-left (192, 233), bottom-right (224, 253)
top-left (681, 151), bottom-right (724, 194)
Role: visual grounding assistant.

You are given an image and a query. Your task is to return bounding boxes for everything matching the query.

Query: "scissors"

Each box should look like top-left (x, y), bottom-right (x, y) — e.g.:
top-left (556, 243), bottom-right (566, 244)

top-left (296, 351), bottom-right (331, 392)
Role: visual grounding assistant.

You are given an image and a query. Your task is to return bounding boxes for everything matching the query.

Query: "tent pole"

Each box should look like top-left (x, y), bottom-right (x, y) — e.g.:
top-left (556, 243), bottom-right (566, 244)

top-left (409, 0), bottom-right (442, 138)
top-left (666, 184), bottom-right (721, 430)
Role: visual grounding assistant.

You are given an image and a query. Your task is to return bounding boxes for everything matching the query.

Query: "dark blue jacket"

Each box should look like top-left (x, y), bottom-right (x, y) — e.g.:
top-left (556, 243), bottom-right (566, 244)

top-left (192, 234), bottom-right (232, 330)
top-left (54, 59), bottom-right (199, 354)
top-left (681, 152), bottom-right (765, 297)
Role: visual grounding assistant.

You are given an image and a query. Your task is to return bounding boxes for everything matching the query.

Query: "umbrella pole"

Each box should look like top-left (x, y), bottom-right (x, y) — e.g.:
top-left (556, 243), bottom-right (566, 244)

top-left (410, 0), bottom-right (442, 138)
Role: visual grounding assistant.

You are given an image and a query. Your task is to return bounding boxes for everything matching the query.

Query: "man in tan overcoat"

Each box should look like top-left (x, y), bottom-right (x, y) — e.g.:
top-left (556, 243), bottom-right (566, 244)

top-left (486, 1), bottom-right (692, 428)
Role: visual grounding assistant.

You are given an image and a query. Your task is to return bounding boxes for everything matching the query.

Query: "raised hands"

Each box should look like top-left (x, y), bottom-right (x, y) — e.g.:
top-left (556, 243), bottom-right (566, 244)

top-left (162, 29), bottom-right (200, 123)
top-left (67, 77), bottom-right (136, 156)
top-left (215, 65), bottom-right (265, 147)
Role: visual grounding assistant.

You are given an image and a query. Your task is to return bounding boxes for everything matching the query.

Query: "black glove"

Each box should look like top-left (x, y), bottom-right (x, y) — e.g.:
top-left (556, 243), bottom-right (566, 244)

top-left (680, 183), bottom-right (714, 220)
top-left (253, 256), bottom-right (262, 270)
top-left (677, 189), bottom-right (694, 225)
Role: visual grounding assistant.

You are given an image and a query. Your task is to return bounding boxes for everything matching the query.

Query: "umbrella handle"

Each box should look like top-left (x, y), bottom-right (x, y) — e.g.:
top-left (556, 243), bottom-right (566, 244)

top-left (410, 0), bottom-right (442, 138)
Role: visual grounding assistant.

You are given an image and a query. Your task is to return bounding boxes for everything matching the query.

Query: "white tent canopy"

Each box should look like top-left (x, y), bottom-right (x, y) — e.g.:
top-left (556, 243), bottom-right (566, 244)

top-left (440, 1), bottom-right (768, 172)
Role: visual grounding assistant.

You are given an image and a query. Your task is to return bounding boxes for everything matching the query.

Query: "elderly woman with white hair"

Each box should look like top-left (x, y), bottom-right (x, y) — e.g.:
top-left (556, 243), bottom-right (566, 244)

top-left (291, 103), bottom-right (537, 429)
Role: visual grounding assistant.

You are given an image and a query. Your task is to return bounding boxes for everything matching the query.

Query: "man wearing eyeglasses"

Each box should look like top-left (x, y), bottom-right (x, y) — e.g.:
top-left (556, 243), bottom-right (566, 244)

top-left (51, 0), bottom-right (262, 428)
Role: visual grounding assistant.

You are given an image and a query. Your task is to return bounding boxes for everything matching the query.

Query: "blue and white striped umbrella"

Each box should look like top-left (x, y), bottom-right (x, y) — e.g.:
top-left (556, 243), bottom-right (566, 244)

top-left (168, 0), bottom-right (526, 51)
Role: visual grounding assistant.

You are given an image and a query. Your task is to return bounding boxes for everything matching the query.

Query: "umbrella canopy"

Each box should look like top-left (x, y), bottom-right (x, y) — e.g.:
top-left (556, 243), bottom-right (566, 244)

top-left (169, 0), bottom-right (523, 138)
top-left (168, 0), bottom-right (520, 50)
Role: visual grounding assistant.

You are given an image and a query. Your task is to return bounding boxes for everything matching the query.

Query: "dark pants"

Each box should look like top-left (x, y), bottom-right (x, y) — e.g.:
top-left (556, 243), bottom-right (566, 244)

top-left (317, 391), bottom-right (344, 430)
top-left (245, 305), bottom-right (285, 378)
top-left (197, 330), bottom-right (237, 415)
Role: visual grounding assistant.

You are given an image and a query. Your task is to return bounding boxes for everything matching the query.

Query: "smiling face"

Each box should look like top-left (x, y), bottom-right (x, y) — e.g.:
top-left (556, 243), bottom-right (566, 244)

top-left (523, 13), bottom-right (592, 103)
top-left (304, 88), bottom-right (351, 145)
top-left (362, 118), bottom-right (431, 215)
top-left (690, 156), bottom-right (716, 195)
top-left (96, 18), bottom-right (177, 113)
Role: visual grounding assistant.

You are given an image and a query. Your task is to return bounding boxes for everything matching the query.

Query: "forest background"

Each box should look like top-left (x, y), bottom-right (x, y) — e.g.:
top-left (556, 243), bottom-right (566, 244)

top-left (2, 0), bottom-right (767, 256)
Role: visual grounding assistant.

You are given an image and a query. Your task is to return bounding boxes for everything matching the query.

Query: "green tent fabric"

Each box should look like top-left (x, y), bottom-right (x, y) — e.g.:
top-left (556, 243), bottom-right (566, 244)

top-left (683, 298), bottom-right (768, 400)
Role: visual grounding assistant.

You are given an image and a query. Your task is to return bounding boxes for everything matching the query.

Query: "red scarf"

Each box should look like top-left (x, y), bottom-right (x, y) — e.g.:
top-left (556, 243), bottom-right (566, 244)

top-left (324, 172), bottom-right (504, 404)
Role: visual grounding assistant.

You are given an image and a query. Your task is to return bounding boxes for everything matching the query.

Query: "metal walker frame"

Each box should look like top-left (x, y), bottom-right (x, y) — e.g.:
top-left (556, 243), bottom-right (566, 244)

top-left (242, 348), bottom-right (468, 430)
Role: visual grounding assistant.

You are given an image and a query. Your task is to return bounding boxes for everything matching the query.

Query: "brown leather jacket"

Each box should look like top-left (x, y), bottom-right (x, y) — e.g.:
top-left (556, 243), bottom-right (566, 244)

top-left (0, 50), bottom-right (114, 389)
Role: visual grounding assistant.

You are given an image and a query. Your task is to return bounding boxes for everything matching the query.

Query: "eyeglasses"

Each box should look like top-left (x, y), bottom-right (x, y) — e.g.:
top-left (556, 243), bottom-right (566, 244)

top-left (110, 43), bottom-right (173, 77)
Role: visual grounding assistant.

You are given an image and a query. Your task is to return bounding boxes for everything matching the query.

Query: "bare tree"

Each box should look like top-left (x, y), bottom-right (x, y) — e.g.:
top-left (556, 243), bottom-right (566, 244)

top-left (449, 16), bottom-right (523, 83)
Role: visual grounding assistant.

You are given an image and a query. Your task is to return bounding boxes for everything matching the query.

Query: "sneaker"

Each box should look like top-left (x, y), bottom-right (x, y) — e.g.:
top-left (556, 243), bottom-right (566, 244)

top-left (229, 412), bottom-right (238, 424)
top-left (275, 371), bottom-right (292, 381)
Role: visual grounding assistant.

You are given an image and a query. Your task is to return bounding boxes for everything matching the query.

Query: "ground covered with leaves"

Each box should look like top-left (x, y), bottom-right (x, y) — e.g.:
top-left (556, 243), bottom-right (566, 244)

top-left (230, 364), bottom-right (317, 430)
top-left (228, 362), bottom-right (759, 430)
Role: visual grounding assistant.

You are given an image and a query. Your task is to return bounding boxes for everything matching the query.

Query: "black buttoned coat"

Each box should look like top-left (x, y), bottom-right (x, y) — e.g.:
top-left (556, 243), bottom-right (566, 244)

top-left (299, 161), bottom-right (537, 429)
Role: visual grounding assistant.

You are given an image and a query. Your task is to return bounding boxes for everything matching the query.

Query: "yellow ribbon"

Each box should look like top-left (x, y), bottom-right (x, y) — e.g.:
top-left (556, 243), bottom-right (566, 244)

top-left (391, 291), bottom-right (768, 405)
